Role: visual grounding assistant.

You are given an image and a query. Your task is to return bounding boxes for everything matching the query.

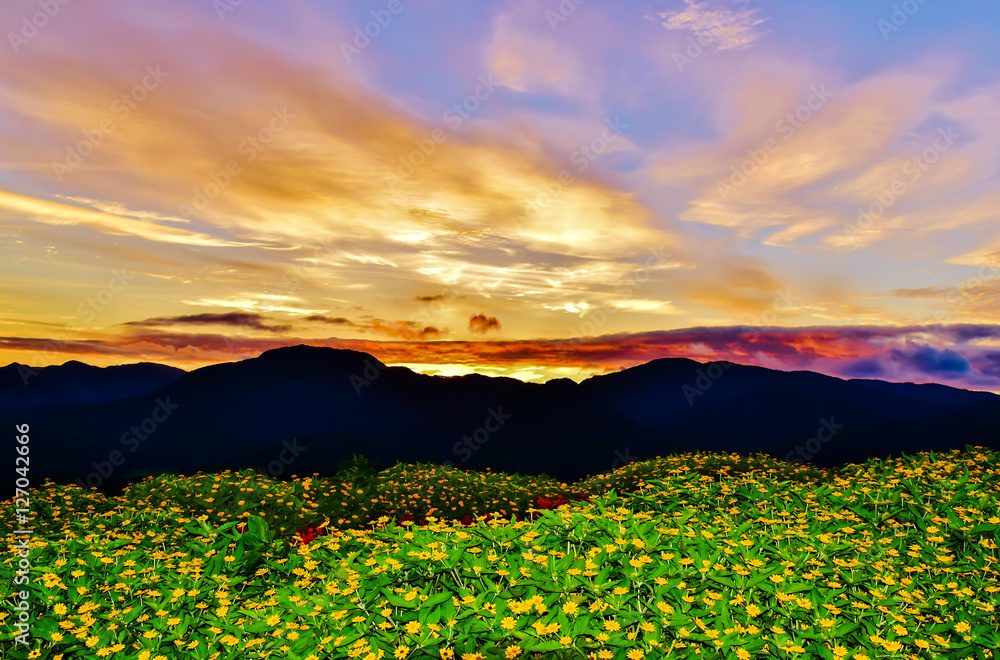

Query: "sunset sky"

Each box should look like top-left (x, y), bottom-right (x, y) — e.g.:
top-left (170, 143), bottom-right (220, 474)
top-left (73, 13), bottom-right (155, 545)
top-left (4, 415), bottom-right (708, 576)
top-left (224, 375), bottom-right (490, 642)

top-left (3, 0), bottom-right (1000, 390)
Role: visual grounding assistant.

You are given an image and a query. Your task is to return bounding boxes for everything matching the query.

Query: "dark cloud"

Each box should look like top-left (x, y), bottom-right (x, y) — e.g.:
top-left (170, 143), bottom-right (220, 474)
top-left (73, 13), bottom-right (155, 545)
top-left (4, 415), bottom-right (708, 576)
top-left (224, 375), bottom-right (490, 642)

top-left (941, 324), bottom-right (1000, 342)
top-left (304, 315), bottom-right (359, 326)
top-left (123, 313), bottom-right (291, 333)
top-left (907, 346), bottom-right (969, 376)
top-left (469, 313), bottom-right (501, 334)
top-left (841, 358), bottom-right (886, 378)
top-left (4, 324), bottom-right (1000, 393)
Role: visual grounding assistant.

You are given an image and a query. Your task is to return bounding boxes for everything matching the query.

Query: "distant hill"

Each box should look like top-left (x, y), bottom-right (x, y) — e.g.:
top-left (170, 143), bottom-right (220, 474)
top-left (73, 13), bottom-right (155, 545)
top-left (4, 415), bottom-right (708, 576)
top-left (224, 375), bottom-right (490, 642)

top-left (3, 345), bottom-right (998, 493)
top-left (0, 360), bottom-right (185, 412)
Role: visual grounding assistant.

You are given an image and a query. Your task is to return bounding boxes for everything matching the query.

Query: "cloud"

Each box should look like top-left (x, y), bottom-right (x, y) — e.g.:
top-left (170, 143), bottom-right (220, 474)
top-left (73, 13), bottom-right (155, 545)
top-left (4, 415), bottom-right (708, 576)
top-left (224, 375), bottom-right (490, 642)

top-left (647, 54), bottom-right (1000, 259)
top-left (840, 358), bottom-right (886, 378)
top-left (0, 190), bottom-right (251, 248)
top-left (3, 324), bottom-right (1000, 392)
top-left (651, 0), bottom-right (766, 51)
top-left (304, 315), bottom-right (359, 326)
top-left (893, 346), bottom-right (969, 377)
top-left (469, 313), bottom-right (502, 334)
top-left (367, 320), bottom-right (444, 340)
top-left (124, 313), bottom-right (291, 333)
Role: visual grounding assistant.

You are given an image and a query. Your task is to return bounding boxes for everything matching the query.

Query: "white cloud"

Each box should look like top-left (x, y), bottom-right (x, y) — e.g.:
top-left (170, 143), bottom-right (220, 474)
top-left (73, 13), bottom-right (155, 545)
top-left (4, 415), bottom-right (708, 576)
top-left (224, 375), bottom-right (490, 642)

top-left (651, 0), bottom-right (766, 50)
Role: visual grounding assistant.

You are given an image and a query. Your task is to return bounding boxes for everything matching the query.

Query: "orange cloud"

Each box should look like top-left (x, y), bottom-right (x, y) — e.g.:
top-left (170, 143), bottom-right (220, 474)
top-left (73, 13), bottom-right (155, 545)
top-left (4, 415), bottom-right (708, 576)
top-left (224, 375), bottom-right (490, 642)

top-left (3, 325), bottom-right (1000, 392)
top-left (469, 313), bottom-right (501, 334)
top-left (367, 320), bottom-right (444, 341)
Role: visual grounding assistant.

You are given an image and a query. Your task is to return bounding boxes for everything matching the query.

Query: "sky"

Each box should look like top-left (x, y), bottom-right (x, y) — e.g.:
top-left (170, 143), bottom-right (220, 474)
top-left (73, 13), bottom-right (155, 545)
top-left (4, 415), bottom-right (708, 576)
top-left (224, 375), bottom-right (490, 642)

top-left (2, 0), bottom-right (1000, 391)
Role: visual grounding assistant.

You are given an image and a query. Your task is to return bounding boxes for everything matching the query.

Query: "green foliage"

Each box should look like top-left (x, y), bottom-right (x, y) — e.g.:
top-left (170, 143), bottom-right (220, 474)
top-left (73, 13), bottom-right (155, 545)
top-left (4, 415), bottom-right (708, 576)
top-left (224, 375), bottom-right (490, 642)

top-left (1, 447), bottom-right (998, 659)
top-left (334, 452), bottom-right (381, 487)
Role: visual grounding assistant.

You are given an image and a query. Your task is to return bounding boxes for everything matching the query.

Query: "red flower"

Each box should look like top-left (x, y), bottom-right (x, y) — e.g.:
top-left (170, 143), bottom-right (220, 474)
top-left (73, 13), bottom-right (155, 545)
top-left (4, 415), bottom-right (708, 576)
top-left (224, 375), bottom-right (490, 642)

top-left (292, 525), bottom-right (328, 546)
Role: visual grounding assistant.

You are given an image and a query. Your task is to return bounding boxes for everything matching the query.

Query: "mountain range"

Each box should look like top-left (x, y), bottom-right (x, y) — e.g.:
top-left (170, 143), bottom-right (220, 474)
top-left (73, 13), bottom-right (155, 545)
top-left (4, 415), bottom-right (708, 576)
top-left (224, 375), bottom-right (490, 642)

top-left (3, 345), bottom-right (998, 494)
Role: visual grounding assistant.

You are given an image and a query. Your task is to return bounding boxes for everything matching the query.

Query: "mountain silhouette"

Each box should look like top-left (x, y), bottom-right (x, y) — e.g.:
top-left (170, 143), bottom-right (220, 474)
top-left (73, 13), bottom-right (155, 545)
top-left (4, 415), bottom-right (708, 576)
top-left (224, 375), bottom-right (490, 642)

top-left (0, 360), bottom-right (184, 412)
top-left (3, 345), bottom-right (998, 494)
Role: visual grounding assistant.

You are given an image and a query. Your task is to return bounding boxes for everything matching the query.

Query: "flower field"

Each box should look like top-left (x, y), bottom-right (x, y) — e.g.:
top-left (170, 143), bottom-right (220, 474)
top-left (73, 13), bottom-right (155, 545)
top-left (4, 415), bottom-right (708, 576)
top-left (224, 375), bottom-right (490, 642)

top-left (2, 447), bottom-right (998, 659)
